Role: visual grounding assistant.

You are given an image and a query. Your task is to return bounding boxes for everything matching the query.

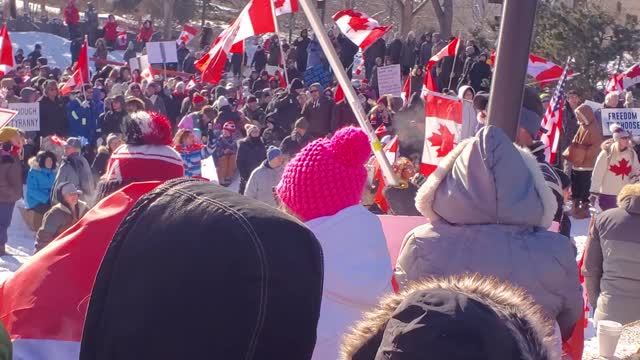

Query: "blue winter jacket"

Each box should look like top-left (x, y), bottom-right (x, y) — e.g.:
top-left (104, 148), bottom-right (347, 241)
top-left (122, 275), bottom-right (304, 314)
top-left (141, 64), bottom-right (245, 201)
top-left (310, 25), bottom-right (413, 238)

top-left (66, 98), bottom-right (100, 143)
top-left (26, 160), bottom-right (55, 209)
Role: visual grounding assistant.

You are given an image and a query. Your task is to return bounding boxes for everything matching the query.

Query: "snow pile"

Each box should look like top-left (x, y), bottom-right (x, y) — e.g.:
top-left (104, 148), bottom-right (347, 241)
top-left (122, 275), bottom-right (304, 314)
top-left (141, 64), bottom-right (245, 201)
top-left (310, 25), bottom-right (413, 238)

top-left (11, 31), bottom-right (125, 69)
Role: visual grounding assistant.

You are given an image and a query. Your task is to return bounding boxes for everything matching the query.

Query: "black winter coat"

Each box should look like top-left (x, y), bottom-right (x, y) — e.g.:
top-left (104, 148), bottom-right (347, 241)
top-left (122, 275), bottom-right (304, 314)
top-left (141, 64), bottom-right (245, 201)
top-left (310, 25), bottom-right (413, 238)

top-left (252, 49), bottom-right (268, 72)
top-left (79, 178), bottom-right (323, 360)
top-left (387, 39), bottom-right (403, 64)
top-left (302, 98), bottom-right (335, 139)
top-left (280, 131), bottom-right (312, 157)
top-left (272, 92), bottom-right (301, 131)
top-left (38, 96), bottom-right (68, 139)
top-left (100, 110), bottom-right (125, 136)
top-left (236, 137), bottom-right (267, 180)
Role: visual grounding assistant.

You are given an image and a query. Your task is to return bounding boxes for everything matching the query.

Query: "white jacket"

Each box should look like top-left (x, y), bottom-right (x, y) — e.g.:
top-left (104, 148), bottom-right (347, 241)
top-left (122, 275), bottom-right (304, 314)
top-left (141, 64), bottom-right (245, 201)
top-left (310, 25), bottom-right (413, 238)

top-left (306, 205), bottom-right (393, 360)
top-left (590, 141), bottom-right (640, 196)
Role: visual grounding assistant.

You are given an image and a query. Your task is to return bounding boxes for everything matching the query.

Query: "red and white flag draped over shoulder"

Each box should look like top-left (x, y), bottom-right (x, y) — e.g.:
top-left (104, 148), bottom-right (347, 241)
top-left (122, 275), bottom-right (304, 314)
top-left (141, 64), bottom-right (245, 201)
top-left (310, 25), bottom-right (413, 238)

top-left (606, 62), bottom-right (640, 93)
top-left (273, 0), bottom-right (298, 16)
top-left (195, 0), bottom-right (275, 83)
top-left (0, 181), bottom-right (164, 359)
top-left (176, 24), bottom-right (198, 45)
top-left (420, 91), bottom-right (463, 176)
top-left (423, 38), bottom-right (459, 92)
top-left (490, 52), bottom-right (572, 87)
top-left (60, 38), bottom-right (90, 95)
top-left (0, 25), bottom-right (15, 77)
top-left (332, 10), bottom-right (391, 51)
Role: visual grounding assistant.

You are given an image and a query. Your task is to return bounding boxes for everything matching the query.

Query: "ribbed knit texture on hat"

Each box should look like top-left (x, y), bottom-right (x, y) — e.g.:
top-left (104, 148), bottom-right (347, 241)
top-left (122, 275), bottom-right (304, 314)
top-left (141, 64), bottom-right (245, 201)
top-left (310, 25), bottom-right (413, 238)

top-left (276, 127), bottom-right (371, 221)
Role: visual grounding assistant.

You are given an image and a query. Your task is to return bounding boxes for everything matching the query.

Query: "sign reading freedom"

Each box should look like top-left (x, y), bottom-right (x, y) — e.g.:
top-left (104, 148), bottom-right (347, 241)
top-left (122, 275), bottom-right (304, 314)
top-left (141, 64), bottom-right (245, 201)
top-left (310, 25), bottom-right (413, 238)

top-left (7, 103), bottom-right (40, 131)
top-left (601, 108), bottom-right (640, 136)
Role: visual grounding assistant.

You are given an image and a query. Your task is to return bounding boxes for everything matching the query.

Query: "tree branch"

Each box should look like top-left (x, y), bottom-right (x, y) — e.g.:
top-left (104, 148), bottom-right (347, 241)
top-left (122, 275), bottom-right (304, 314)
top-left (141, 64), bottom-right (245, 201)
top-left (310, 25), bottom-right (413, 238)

top-left (394, 0), bottom-right (405, 10)
top-left (430, 0), bottom-right (445, 19)
top-left (371, 9), bottom-right (386, 18)
top-left (412, 0), bottom-right (430, 15)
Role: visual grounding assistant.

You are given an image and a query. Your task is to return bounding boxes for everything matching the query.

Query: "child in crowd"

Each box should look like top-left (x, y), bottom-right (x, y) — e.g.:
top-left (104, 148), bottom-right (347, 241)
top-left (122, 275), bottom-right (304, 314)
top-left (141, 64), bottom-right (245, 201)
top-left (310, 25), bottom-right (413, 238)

top-left (25, 151), bottom-right (58, 231)
top-left (173, 129), bottom-right (213, 178)
top-left (276, 126), bottom-right (393, 360)
top-left (369, 96), bottom-right (393, 129)
top-left (210, 121), bottom-right (238, 186)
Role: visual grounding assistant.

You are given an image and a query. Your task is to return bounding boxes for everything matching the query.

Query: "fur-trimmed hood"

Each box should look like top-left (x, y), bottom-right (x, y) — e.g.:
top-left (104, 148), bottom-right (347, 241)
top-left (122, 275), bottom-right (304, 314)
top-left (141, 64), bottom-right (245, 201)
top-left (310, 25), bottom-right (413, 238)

top-left (340, 274), bottom-right (557, 360)
top-left (28, 156), bottom-right (40, 170)
top-left (618, 184), bottom-right (640, 214)
top-left (415, 126), bottom-right (557, 228)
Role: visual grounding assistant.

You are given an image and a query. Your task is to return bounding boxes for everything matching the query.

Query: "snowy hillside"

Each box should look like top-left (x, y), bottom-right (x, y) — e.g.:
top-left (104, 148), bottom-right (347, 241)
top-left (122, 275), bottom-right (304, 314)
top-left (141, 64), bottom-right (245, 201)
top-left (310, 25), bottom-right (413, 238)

top-left (10, 31), bottom-right (125, 69)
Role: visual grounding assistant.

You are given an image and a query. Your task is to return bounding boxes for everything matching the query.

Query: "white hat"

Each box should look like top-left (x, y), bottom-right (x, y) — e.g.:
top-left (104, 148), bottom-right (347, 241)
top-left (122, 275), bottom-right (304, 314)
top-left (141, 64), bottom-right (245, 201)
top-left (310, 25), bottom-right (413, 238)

top-left (610, 123), bottom-right (631, 140)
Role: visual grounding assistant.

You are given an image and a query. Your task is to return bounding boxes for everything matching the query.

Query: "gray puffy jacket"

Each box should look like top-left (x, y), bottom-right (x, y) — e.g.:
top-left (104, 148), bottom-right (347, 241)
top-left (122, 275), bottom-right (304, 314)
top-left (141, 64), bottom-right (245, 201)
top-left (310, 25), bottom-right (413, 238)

top-left (395, 126), bottom-right (583, 340)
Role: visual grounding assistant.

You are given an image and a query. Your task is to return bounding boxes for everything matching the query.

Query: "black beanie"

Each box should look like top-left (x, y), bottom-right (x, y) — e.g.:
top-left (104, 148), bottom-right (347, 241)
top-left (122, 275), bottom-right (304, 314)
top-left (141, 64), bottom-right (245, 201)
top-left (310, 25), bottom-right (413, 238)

top-left (290, 78), bottom-right (304, 92)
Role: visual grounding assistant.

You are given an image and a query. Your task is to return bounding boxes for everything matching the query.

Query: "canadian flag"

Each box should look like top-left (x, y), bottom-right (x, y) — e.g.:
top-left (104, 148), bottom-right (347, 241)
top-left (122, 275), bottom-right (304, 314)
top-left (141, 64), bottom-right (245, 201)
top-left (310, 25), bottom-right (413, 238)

top-left (60, 37), bottom-right (90, 95)
top-left (400, 75), bottom-right (411, 106)
top-left (490, 52), bottom-right (573, 87)
top-left (0, 182), bottom-right (164, 360)
top-left (116, 31), bottom-right (128, 49)
top-left (606, 63), bottom-right (640, 93)
top-left (141, 66), bottom-right (154, 83)
top-left (186, 77), bottom-right (197, 90)
top-left (0, 108), bottom-right (18, 129)
top-left (196, 0), bottom-right (275, 84)
top-left (0, 25), bottom-right (15, 77)
top-left (273, 0), bottom-right (298, 16)
top-left (176, 24), bottom-right (198, 45)
top-left (332, 9), bottom-right (392, 51)
top-left (420, 91), bottom-right (463, 176)
top-left (423, 37), bottom-right (459, 92)
top-left (373, 135), bottom-right (399, 213)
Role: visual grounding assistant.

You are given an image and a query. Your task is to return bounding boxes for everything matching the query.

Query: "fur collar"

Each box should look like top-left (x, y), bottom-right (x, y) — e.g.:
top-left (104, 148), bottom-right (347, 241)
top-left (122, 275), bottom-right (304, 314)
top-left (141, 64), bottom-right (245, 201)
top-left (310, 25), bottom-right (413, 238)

top-left (340, 274), bottom-right (557, 360)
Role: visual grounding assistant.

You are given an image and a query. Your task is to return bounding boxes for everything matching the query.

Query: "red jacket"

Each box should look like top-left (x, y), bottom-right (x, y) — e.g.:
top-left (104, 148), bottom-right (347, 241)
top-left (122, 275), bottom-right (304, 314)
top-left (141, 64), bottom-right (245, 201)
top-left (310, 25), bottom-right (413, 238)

top-left (63, 3), bottom-right (79, 25)
top-left (103, 21), bottom-right (118, 41)
top-left (137, 24), bottom-right (154, 43)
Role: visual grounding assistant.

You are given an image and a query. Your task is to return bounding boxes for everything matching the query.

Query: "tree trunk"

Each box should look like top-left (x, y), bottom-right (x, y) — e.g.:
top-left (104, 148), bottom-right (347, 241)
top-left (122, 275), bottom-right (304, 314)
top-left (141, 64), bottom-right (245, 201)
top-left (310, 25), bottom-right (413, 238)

top-left (399, 1), bottom-right (413, 36)
top-left (162, 0), bottom-right (174, 40)
top-left (431, 0), bottom-right (453, 39)
top-left (201, 0), bottom-right (208, 27)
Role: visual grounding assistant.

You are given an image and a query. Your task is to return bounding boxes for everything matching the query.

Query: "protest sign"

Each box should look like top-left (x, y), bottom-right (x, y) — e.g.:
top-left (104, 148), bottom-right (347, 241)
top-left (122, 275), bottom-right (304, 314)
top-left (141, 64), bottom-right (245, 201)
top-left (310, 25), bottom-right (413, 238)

top-left (377, 64), bottom-right (402, 97)
top-left (6, 103), bottom-right (40, 131)
top-left (129, 55), bottom-right (150, 73)
top-left (146, 41), bottom-right (178, 64)
top-left (0, 108), bottom-right (18, 129)
top-left (601, 108), bottom-right (640, 136)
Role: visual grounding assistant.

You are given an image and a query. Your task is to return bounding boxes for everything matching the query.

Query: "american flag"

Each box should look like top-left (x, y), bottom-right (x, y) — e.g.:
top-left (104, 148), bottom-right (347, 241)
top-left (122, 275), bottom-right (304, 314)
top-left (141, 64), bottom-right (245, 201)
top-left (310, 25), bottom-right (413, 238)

top-left (540, 57), bottom-right (571, 164)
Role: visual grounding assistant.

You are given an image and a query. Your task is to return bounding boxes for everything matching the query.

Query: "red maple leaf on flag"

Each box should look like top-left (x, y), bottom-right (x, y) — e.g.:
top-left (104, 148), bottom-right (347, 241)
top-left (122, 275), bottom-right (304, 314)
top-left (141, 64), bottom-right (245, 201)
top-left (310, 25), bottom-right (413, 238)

top-left (609, 158), bottom-right (632, 180)
top-left (274, 0), bottom-right (285, 7)
top-left (427, 124), bottom-right (456, 158)
top-left (348, 16), bottom-right (371, 31)
top-left (626, 65), bottom-right (640, 79)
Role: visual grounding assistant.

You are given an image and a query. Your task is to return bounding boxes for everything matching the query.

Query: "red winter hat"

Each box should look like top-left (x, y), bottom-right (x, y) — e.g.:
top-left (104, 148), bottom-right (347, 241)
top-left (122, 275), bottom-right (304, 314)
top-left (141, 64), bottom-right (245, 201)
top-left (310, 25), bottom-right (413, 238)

top-left (97, 112), bottom-right (184, 200)
top-left (276, 127), bottom-right (371, 221)
top-left (192, 92), bottom-right (207, 106)
top-left (223, 121), bottom-right (236, 132)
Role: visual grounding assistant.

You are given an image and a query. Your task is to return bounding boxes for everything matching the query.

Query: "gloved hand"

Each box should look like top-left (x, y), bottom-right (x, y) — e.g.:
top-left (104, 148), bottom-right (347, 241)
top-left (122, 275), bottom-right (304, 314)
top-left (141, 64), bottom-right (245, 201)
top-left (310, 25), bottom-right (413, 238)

top-left (589, 194), bottom-right (598, 206)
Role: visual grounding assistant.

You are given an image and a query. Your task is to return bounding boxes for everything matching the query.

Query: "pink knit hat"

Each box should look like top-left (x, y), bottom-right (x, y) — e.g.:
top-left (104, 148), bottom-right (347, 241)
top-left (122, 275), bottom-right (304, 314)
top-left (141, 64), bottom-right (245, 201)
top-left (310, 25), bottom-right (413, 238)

top-left (276, 127), bottom-right (371, 221)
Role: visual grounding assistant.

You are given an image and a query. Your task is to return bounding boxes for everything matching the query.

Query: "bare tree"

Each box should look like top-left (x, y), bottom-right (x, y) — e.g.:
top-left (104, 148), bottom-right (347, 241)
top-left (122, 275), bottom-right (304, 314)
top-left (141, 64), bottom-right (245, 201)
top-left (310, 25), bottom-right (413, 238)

top-left (430, 0), bottom-right (453, 38)
top-left (394, 0), bottom-right (430, 35)
top-left (162, 0), bottom-right (175, 40)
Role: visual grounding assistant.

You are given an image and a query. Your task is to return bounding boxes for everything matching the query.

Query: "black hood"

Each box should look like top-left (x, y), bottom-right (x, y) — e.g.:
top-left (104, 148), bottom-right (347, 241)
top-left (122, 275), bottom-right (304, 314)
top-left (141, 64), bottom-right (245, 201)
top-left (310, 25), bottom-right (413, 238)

top-left (80, 178), bottom-right (324, 360)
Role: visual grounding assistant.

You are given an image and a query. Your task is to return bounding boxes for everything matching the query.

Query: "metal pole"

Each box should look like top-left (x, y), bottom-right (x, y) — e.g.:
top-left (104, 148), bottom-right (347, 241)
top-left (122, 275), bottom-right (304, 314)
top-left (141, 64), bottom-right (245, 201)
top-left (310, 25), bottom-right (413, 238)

top-left (486, 0), bottom-right (538, 141)
top-left (447, 31), bottom-right (462, 90)
top-left (297, 0), bottom-right (398, 186)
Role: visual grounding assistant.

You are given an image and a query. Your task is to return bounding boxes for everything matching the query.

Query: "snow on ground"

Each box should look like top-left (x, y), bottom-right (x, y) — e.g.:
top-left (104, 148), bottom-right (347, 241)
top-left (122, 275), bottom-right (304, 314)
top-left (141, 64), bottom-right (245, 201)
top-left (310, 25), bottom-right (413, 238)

top-left (11, 31), bottom-right (125, 69)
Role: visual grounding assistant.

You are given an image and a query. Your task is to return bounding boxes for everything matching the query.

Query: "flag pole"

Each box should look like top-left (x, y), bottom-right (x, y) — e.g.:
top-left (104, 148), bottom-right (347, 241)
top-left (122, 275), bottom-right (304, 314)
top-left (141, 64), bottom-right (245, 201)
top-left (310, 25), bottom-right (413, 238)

top-left (270, 2), bottom-right (290, 88)
top-left (447, 32), bottom-right (462, 90)
top-left (297, 0), bottom-right (398, 186)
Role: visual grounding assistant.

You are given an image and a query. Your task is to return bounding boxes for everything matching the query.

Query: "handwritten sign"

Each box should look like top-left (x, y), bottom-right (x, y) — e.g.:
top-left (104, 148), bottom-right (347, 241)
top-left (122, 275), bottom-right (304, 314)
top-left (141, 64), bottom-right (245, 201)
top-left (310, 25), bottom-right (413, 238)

top-left (377, 64), bottom-right (402, 98)
top-left (7, 103), bottom-right (40, 131)
top-left (601, 108), bottom-right (640, 136)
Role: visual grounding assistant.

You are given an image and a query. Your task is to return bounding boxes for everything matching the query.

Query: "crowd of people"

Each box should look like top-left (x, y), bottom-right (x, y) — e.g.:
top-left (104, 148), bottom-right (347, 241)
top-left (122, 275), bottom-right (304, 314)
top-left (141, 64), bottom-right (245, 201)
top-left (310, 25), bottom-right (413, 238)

top-left (0, 6), bottom-right (639, 359)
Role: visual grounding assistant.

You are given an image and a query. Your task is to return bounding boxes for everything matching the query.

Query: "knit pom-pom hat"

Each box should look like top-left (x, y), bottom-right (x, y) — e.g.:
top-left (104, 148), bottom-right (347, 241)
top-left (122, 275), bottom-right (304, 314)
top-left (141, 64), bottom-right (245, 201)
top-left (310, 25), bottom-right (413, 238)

top-left (276, 126), bottom-right (371, 221)
top-left (123, 111), bottom-right (173, 145)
